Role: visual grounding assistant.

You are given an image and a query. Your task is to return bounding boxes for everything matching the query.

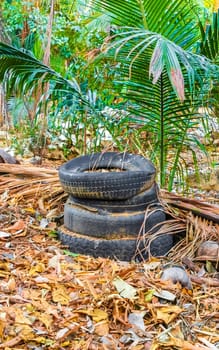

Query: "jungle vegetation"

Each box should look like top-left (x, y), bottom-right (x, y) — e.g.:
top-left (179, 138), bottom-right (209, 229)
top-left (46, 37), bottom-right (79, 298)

top-left (0, 0), bottom-right (219, 190)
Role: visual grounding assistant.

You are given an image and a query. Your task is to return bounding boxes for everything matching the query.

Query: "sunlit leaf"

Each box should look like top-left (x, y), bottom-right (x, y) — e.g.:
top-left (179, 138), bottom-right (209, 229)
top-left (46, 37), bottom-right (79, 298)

top-left (38, 313), bottom-right (53, 330)
top-left (29, 263), bottom-right (46, 276)
top-left (52, 285), bottom-right (71, 305)
top-left (149, 304), bottom-right (183, 324)
top-left (94, 320), bottom-right (109, 336)
top-left (113, 276), bottom-right (137, 299)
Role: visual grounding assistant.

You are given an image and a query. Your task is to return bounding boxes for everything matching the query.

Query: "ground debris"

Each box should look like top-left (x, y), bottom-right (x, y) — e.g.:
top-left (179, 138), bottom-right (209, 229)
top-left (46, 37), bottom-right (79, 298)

top-left (0, 164), bottom-right (218, 349)
top-left (0, 204), bottom-right (218, 349)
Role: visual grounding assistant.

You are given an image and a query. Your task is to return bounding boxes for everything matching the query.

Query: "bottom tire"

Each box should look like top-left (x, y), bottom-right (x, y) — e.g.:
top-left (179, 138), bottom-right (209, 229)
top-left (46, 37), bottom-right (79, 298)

top-left (58, 225), bottom-right (173, 261)
top-left (64, 201), bottom-right (166, 238)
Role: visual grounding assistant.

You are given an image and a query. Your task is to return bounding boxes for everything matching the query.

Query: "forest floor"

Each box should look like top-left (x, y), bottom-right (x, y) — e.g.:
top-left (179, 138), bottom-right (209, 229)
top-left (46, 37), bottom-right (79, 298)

top-left (0, 143), bottom-right (219, 349)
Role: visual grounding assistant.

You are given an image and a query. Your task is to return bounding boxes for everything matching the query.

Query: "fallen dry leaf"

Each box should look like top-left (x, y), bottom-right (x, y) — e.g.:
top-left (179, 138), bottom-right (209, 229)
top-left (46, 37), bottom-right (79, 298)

top-left (94, 320), bottom-right (109, 336)
top-left (78, 308), bottom-right (108, 322)
top-left (38, 313), bottom-right (53, 330)
top-left (29, 262), bottom-right (46, 276)
top-left (151, 336), bottom-right (209, 350)
top-left (113, 276), bottom-right (137, 299)
top-left (148, 304), bottom-right (183, 324)
top-left (52, 285), bottom-right (71, 305)
top-left (6, 219), bottom-right (26, 233)
top-left (0, 162), bottom-right (218, 349)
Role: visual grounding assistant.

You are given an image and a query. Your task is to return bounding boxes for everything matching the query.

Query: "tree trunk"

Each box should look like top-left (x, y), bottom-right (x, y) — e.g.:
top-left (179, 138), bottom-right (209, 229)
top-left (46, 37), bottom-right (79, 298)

top-left (32, 0), bottom-right (54, 117)
top-left (0, 84), bottom-right (8, 126)
top-left (31, 0), bottom-right (55, 160)
top-left (0, 13), bottom-right (11, 126)
top-left (43, 0), bottom-right (54, 67)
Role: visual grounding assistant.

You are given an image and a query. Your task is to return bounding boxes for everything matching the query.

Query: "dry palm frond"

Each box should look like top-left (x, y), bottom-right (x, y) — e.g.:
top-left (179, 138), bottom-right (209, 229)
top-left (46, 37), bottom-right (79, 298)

top-left (167, 212), bottom-right (219, 262)
top-left (135, 209), bottom-right (218, 263)
top-left (160, 189), bottom-right (219, 223)
top-left (1, 163), bottom-right (218, 262)
top-left (0, 163), bottom-right (65, 209)
top-left (0, 163), bottom-right (219, 223)
top-left (134, 217), bottom-right (187, 262)
top-left (0, 163), bottom-right (58, 177)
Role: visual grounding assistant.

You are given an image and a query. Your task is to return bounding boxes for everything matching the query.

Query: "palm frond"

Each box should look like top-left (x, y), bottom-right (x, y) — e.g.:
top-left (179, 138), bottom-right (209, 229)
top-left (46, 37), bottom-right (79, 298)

top-left (105, 28), bottom-right (216, 101)
top-left (90, 0), bottom-right (200, 48)
top-left (198, 9), bottom-right (219, 63)
top-left (0, 42), bottom-right (86, 104)
top-left (102, 33), bottom-right (215, 187)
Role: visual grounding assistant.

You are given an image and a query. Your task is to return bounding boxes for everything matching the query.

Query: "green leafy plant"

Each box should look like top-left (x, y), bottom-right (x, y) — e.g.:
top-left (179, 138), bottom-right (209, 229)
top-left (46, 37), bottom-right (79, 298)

top-left (198, 8), bottom-right (219, 122)
top-left (0, 0), bottom-right (219, 190)
top-left (88, 0), bottom-right (218, 188)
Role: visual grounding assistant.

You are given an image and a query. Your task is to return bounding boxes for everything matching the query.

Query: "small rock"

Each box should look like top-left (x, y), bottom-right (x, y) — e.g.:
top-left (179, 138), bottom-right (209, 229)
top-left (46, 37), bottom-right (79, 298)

top-left (196, 241), bottom-right (219, 261)
top-left (0, 148), bottom-right (20, 164)
top-left (161, 265), bottom-right (192, 289)
top-left (30, 156), bottom-right (42, 165)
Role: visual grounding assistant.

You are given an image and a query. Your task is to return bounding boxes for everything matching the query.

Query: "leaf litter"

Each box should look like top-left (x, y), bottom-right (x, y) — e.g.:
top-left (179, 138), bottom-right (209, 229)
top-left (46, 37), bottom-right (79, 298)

top-left (0, 164), bottom-right (218, 349)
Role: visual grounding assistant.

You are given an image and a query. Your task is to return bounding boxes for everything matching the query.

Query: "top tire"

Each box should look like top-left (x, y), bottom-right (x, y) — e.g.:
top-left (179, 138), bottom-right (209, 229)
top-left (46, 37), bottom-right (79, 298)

top-left (59, 152), bottom-right (156, 200)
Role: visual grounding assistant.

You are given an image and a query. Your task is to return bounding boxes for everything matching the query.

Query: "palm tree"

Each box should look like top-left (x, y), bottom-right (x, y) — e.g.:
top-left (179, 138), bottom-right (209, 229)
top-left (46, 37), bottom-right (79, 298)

top-left (0, 41), bottom-right (90, 159)
top-left (198, 9), bottom-right (219, 120)
top-left (88, 0), bottom-right (218, 188)
top-left (0, 0), bottom-right (218, 188)
top-left (0, 9), bottom-right (11, 126)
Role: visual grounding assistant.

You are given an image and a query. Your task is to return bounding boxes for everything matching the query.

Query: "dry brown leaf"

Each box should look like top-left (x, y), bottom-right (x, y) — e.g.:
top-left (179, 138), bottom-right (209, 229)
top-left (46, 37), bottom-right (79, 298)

top-left (29, 262), bottom-right (46, 276)
top-left (6, 219), bottom-right (26, 233)
top-left (38, 197), bottom-right (47, 214)
top-left (38, 313), bottom-right (53, 330)
top-left (32, 234), bottom-right (45, 243)
top-left (94, 320), bottom-right (109, 336)
top-left (14, 309), bottom-right (33, 325)
top-left (78, 308), bottom-right (108, 322)
top-left (18, 324), bottom-right (36, 340)
top-left (152, 337), bottom-right (208, 350)
top-left (149, 304), bottom-right (183, 324)
top-left (170, 323), bottom-right (185, 340)
top-left (0, 262), bottom-right (10, 272)
top-left (0, 320), bottom-right (6, 338)
top-left (0, 277), bottom-right (16, 293)
top-left (52, 285), bottom-right (71, 305)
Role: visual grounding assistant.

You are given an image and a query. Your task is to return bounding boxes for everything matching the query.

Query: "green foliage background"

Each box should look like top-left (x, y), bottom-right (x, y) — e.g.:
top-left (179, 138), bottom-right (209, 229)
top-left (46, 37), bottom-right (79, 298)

top-left (0, 0), bottom-right (219, 190)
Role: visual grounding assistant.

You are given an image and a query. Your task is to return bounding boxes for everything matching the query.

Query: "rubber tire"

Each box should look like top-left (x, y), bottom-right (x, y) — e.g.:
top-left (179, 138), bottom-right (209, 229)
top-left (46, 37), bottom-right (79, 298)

top-left (59, 152), bottom-right (156, 200)
top-left (64, 201), bottom-right (166, 238)
top-left (58, 226), bottom-right (173, 261)
top-left (68, 183), bottom-right (159, 213)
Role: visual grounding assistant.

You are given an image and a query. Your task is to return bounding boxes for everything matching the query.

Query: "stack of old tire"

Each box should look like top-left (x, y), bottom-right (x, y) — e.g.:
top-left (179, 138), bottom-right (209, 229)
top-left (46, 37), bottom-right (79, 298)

top-left (58, 152), bottom-right (173, 261)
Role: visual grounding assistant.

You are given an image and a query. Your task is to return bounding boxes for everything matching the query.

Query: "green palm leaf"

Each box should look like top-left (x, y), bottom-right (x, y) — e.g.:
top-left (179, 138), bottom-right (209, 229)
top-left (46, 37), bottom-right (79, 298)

top-left (90, 0), bottom-right (200, 48)
top-left (106, 28), bottom-right (215, 100)
top-left (0, 42), bottom-right (86, 103)
top-left (89, 0), bottom-right (218, 187)
top-left (116, 63), bottom-right (202, 186)
top-left (197, 9), bottom-right (219, 121)
top-left (198, 9), bottom-right (219, 63)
